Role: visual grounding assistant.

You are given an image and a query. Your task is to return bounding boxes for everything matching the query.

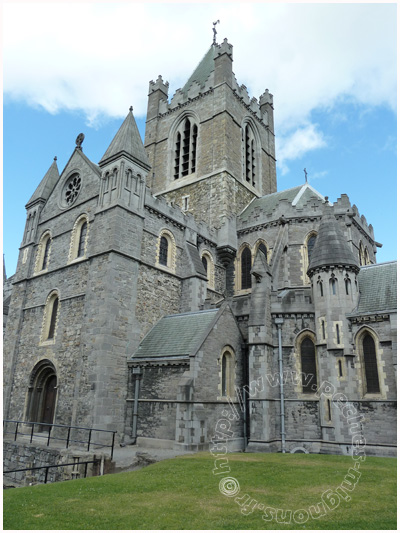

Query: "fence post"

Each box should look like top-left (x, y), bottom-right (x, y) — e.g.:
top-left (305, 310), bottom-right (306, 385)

top-left (44, 467), bottom-right (49, 484)
top-left (30, 423), bottom-right (35, 443)
top-left (111, 432), bottom-right (116, 460)
top-left (87, 429), bottom-right (92, 452)
top-left (66, 427), bottom-right (71, 449)
top-left (47, 425), bottom-right (52, 446)
top-left (14, 422), bottom-right (19, 441)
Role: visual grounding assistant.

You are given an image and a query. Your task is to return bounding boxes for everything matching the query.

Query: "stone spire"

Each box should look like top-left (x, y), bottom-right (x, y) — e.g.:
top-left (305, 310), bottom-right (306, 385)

top-left (26, 157), bottom-right (59, 208)
top-left (308, 208), bottom-right (359, 275)
top-left (99, 108), bottom-right (150, 169)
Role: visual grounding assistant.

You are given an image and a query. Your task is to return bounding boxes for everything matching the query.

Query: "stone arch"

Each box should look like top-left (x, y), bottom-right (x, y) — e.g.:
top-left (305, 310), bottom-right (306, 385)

top-left (354, 326), bottom-right (385, 397)
top-left (34, 230), bottom-right (52, 274)
top-left (201, 250), bottom-right (215, 289)
top-left (302, 230), bottom-right (318, 284)
top-left (68, 214), bottom-right (89, 263)
top-left (219, 345), bottom-right (236, 398)
top-left (254, 238), bottom-right (269, 263)
top-left (26, 359), bottom-right (58, 427)
top-left (293, 330), bottom-right (318, 394)
top-left (236, 242), bottom-right (252, 292)
top-left (242, 117), bottom-right (262, 190)
top-left (169, 111), bottom-right (200, 181)
top-left (155, 228), bottom-right (176, 273)
top-left (40, 290), bottom-right (61, 344)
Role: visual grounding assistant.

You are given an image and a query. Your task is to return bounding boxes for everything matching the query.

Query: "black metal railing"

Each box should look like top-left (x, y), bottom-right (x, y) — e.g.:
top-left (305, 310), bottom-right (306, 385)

top-left (3, 420), bottom-right (116, 459)
top-left (4, 459), bottom-right (100, 484)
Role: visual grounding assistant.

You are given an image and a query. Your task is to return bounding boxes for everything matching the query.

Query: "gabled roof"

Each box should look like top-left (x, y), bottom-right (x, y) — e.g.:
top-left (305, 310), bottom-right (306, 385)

top-left (308, 208), bottom-right (359, 272)
top-left (238, 183), bottom-right (326, 222)
top-left (356, 262), bottom-right (397, 314)
top-left (26, 158), bottom-right (59, 207)
top-left (99, 109), bottom-right (150, 169)
top-left (132, 308), bottom-right (219, 359)
top-left (181, 45), bottom-right (215, 96)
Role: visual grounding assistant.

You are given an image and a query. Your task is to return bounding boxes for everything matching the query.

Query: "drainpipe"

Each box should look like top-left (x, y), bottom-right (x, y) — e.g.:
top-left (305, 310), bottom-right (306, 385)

top-left (131, 367), bottom-right (142, 443)
top-left (275, 318), bottom-right (286, 453)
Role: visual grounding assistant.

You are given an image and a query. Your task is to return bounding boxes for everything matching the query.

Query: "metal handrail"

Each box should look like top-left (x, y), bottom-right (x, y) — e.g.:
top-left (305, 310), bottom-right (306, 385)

top-left (3, 419), bottom-right (116, 460)
top-left (4, 459), bottom-right (100, 484)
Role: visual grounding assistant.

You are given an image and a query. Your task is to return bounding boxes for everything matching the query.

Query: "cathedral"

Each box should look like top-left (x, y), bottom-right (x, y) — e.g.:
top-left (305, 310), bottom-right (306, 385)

top-left (3, 37), bottom-right (396, 459)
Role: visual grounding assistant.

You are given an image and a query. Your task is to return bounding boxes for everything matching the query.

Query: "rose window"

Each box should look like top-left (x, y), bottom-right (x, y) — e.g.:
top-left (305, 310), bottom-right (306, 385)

top-left (64, 174), bottom-right (81, 206)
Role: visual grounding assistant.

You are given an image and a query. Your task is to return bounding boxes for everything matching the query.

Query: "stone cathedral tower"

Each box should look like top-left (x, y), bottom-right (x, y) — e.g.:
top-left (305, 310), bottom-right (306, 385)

top-left (144, 39), bottom-right (277, 229)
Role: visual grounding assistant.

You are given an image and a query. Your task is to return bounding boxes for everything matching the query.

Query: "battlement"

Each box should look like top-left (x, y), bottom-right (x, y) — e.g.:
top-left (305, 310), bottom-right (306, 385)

top-left (214, 37), bottom-right (233, 58)
top-left (148, 75), bottom-right (169, 97)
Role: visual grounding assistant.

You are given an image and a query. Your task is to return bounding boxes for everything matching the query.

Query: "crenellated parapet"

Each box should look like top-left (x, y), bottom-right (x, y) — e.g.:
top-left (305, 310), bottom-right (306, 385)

top-left (148, 75), bottom-right (169, 97)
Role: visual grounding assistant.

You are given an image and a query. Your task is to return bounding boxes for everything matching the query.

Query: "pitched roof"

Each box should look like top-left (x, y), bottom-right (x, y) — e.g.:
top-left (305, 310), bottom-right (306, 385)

top-left (181, 45), bottom-right (215, 96)
top-left (99, 110), bottom-right (150, 169)
top-left (26, 158), bottom-right (59, 207)
top-left (238, 183), bottom-right (326, 222)
top-left (132, 309), bottom-right (219, 359)
top-left (356, 262), bottom-right (397, 314)
top-left (308, 209), bottom-right (359, 272)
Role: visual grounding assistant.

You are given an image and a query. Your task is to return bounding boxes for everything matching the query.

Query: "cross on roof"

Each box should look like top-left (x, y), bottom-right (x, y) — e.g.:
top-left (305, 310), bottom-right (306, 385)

top-left (213, 20), bottom-right (220, 45)
top-left (304, 168), bottom-right (308, 182)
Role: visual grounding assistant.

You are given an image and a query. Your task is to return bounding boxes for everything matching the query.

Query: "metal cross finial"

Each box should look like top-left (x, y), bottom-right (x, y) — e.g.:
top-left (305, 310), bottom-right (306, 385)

top-left (213, 20), bottom-right (220, 45)
top-left (304, 168), bottom-right (308, 183)
top-left (129, 106), bottom-right (133, 112)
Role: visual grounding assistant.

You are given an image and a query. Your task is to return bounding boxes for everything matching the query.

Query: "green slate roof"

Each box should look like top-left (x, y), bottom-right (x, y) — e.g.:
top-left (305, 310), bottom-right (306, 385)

top-left (99, 110), bottom-right (150, 169)
top-left (356, 262), bottom-right (397, 314)
top-left (132, 309), bottom-right (219, 359)
top-left (181, 45), bottom-right (215, 96)
top-left (26, 158), bottom-right (59, 207)
top-left (238, 183), bottom-right (325, 222)
top-left (308, 209), bottom-right (359, 271)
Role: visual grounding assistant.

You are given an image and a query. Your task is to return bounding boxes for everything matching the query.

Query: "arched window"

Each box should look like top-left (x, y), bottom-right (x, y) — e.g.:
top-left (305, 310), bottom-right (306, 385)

top-left (364, 248), bottom-right (370, 266)
top-left (159, 236), bottom-right (168, 266)
top-left (201, 251), bottom-right (215, 289)
top-left (41, 291), bottom-right (60, 344)
top-left (26, 360), bottom-right (57, 427)
top-left (68, 215), bottom-right (89, 263)
top-left (301, 337), bottom-right (317, 392)
top-left (256, 241), bottom-right (268, 262)
top-left (156, 230), bottom-right (176, 272)
top-left (174, 117), bottom-right (198, 179)
top-left (307, 234), bottom-right (317, 265)
top-left (330, 276), bottom-right (338, 295)
top-left (77, 221), bottom-right (87, 258)
top-left (241, 246), bottom-right (252, 290)
top-left (317, 277), bottom-right (323, 297)
top-left (35, 232), bottom-right (52, 274)
top-left (362, 334), bottom-right (380, 393)
top-left (359, 242), bottom-right (364, 266)
top-left (243, 123), bottom-right (256, 186)
top-left (345, 275), bottom-right (351, 296)
top-left (220, 347), bottom-right (235, 397)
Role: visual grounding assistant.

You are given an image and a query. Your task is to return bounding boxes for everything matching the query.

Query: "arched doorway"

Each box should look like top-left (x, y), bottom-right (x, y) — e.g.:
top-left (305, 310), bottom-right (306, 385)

top-left (26, 360), bottom-right (58, 429)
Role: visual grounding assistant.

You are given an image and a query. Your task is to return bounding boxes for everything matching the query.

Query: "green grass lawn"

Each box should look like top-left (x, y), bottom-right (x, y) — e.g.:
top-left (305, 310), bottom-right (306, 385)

top-left (3, 453), bottom-right (396, 530)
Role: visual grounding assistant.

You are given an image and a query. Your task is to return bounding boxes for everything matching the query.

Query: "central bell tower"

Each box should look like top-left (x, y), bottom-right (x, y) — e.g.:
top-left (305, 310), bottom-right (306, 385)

top-left (144, 38), bottom-right (277, 229)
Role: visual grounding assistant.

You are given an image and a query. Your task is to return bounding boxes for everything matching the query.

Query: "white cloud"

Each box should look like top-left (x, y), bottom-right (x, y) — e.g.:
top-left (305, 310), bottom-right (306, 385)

top-left (276, 123), bottom-right (326, 174)
top-left (3, 2), bottom-right (396, 168)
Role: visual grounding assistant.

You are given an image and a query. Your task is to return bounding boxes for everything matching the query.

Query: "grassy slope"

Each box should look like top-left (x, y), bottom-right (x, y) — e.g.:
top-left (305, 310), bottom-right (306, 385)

top-left (3, 453), bottom-right (396, 530)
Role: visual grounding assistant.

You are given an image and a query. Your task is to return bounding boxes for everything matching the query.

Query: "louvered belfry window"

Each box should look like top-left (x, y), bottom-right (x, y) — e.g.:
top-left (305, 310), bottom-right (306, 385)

top-left (241, 247), bottom-right (252, 290)
top-left (301, 337), bottom-right (317, 392)
top-left (244, 124), bottom-right (256, 186)
top-left (174, 118), bottom-right (198, 179)
top-left (363, 334), bottom-right (380, 393)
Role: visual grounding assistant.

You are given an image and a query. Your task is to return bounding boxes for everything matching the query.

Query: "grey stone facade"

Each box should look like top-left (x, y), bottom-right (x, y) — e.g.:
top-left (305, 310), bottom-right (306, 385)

top-left (4, 38), bottom-right (396, 461)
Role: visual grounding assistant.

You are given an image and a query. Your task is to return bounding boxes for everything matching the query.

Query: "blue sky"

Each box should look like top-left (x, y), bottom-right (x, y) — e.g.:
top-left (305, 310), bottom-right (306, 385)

top-left (3, 2), bottom-right (397, 276)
